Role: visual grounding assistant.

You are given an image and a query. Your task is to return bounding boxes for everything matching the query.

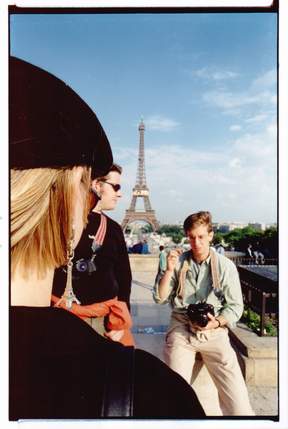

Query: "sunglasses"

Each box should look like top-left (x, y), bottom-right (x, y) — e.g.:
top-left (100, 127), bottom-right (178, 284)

top-left (101, 181), bottom-right (121, 192)
top-left (88, 181), bottom-right (121, 211)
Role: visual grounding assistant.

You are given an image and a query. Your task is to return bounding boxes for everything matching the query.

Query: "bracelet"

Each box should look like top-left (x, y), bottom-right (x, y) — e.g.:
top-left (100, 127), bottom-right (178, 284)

top-left (215, 318), bottom-right (221, 328)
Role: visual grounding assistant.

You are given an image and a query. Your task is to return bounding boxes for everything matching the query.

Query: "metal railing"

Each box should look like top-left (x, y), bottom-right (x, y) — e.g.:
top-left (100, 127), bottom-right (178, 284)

top-left (237, 265), bottom-right (278, 336)
top-left (227, 256), bottom-right (277, 267)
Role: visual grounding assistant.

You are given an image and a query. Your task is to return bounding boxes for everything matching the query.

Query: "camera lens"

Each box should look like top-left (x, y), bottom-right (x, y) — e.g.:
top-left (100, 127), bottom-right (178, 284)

top-left (75, 259), bottom-right (88, 272)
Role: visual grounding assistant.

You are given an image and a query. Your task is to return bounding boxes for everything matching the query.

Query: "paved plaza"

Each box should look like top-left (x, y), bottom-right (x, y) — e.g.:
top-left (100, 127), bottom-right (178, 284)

top-left (130, 271), bottom-right (278, 418)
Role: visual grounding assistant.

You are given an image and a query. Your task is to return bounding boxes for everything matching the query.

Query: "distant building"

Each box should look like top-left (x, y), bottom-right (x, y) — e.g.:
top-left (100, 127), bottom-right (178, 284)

top-left (213, 223), bottom-right (228, 233)
top-left (212, 221), bottom-right (276, 233)
top-left (229, 222), bottom-right (248, 230)
top-left (265, 223), bottom-right (277, 229)
top-left (248, 222), bottom-right (266, 231)
top-left (215, 222), bottom-right (248, 233)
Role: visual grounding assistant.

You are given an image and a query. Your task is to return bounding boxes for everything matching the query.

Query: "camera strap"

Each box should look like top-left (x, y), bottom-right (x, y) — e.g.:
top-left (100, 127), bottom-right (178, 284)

top-left (91, 213), bottom-right (107, 253)
top-left (176, 248), bottom-right (221, 299)
top-left (176, 260), bottom-right (189, 299)
top-left (210, 249), bottom-right (221, 290)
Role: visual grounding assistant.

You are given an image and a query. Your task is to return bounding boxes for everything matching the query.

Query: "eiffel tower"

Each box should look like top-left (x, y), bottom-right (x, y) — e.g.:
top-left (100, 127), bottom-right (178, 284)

top-left (122, 119), bottom-right (160, 232)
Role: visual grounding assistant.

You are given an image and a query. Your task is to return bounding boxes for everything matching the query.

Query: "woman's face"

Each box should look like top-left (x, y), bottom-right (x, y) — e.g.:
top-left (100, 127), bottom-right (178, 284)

top-left (93, 171), bottom-right (122, 211)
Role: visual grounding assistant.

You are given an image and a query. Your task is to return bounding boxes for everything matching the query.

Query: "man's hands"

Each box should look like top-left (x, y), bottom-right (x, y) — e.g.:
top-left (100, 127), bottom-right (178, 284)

top-left (166, 249), bottom-right (182, 272)
top-left (191, 313), bottom-right (221, 331)
top-left (158, 249), bottom-right (182, 301)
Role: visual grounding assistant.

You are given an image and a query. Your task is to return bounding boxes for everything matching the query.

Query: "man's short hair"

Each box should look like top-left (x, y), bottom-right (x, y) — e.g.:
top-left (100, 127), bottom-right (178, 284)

top-left (109, 163), bottom-right (122, 175)
top-left (95, 163), bottom-right (122, 181)
top-left (159, 245), bottom-right (164, 251)
top-left (183, 211), bottom-right (213, 234)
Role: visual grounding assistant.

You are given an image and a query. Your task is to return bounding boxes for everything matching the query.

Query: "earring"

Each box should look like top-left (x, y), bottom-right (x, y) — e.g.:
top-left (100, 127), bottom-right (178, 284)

top-left (57, 225), bottom-right (81, 309)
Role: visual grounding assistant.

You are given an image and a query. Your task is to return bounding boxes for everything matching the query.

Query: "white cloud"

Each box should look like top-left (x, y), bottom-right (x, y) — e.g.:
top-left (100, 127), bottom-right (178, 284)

top-left (267, 123), bottom-right (277, 138)
top-left (144, 115), bottom-right (180, 132)
top-left (213, 71), bottom-right (239, 80)
top-left (229, 158), bottom-right (242, 169)
top-left (202, 89), bottom-right (275, 111)
top-left (252, 69), bottom-right (277, 89)
top-left (201, 69), bottom-right (277, 120)
top-left (245, 113), bottom-right (268, 123)
top-left (190, 67), bottom-right (239, 81)
top-left (230, 125), bottom-right (242, 131)
top-left (112, 122), bottom-right (277, 225)
top-left (232, 129), bottom-right (276, 161)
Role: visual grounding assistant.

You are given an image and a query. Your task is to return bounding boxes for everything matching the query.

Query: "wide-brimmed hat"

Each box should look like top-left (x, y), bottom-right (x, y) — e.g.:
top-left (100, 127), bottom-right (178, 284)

top-left (9, 56), bottom-right (113, 178)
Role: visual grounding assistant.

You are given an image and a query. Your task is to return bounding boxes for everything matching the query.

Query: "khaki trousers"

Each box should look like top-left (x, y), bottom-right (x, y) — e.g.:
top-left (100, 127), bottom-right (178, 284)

top-left (164, 313), bottom-right (254, 416)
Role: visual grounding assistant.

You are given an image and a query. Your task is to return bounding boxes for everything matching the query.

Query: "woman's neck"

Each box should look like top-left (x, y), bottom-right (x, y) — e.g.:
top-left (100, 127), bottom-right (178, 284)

top-left (11, 268), bottom-right (55, 307)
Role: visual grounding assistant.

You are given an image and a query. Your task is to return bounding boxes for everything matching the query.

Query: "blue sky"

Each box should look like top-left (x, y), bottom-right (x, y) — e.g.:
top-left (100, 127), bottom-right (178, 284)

top-left (10, 11), bottom-right (277, 225)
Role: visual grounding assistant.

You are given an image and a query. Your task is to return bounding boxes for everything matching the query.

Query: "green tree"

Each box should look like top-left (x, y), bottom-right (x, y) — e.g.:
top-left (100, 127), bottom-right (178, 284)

top-left (142, 224), bottom-right (153, 233)
top-left (213, 231), bottom-right (225, 246)
top-left (261, 227), bottom-right (278, 258)
top-left (157, 224), bottom-right (185, 244)
top-left (216, 225), bottom-right (278, 258)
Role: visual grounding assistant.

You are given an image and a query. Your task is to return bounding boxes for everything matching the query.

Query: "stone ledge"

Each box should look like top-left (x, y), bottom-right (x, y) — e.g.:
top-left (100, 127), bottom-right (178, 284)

top-left (237, 353), bottom-right (278, 387)
top-left (229, 323), bottom-right (278, 387)
top-left (129, 255), bottom-right (159, 272)
top-left (229, 322), bottom-right (277, 359)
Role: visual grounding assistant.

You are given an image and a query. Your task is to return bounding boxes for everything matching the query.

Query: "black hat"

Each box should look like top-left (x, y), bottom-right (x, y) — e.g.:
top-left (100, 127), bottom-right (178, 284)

top-left (9, 56), bottom-right (113, 178)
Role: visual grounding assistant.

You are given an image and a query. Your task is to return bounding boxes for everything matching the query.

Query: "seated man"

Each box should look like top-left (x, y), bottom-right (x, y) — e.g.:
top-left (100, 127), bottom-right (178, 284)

top-left (153, 211), bottom-right (254, 416)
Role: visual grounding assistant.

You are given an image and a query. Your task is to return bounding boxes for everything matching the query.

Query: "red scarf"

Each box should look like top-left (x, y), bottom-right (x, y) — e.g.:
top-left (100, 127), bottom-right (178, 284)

top-left (51, 295), bottom-right (134, 346)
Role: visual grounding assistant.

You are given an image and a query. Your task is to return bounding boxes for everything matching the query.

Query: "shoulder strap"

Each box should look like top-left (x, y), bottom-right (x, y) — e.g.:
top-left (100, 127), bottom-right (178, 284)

top-left (91, 213), bottom-right (107, 252)
top-left (101, 345), bottom-right (135, 417)
top-left (210, 249), bottom-right (221, 290)
top-left (176, 257), bottom-right (190, 299)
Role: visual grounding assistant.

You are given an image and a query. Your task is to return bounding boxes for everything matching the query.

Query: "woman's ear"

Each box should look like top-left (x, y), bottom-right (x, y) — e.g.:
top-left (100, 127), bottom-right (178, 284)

top-left (91, 179), bottom-right (101, 198)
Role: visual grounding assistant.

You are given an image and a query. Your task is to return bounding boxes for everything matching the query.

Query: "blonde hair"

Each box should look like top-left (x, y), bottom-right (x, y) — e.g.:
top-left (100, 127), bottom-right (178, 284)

top-left (11, 166), bottom-right (91, 278)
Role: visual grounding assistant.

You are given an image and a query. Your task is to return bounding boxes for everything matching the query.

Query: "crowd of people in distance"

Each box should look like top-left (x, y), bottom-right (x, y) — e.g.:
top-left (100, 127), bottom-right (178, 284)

top-left (246, 243), bottom-right (265, 265)
top-left (128, 239), bottom-right (150, 254)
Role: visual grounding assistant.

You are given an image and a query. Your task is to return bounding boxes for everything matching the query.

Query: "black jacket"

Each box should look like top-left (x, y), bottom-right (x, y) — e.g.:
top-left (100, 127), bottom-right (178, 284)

top-left (10, 306), bottom-right (205, 419)
top-left (53, 212), bottom-right (132, 308)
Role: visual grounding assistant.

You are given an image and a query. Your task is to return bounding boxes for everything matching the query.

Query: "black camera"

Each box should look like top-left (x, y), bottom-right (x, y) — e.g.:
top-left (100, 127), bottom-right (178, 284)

top-left (187, 302), bottom-right (214, 327)
top-left (75, 258), bottom-right (97, 274)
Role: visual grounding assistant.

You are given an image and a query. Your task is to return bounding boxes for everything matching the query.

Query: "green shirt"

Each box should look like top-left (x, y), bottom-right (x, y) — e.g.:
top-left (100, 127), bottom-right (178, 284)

top-left (153, 248), bottom-right (243, 328)
top-left (159, 250), bottom-right (167, 272)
